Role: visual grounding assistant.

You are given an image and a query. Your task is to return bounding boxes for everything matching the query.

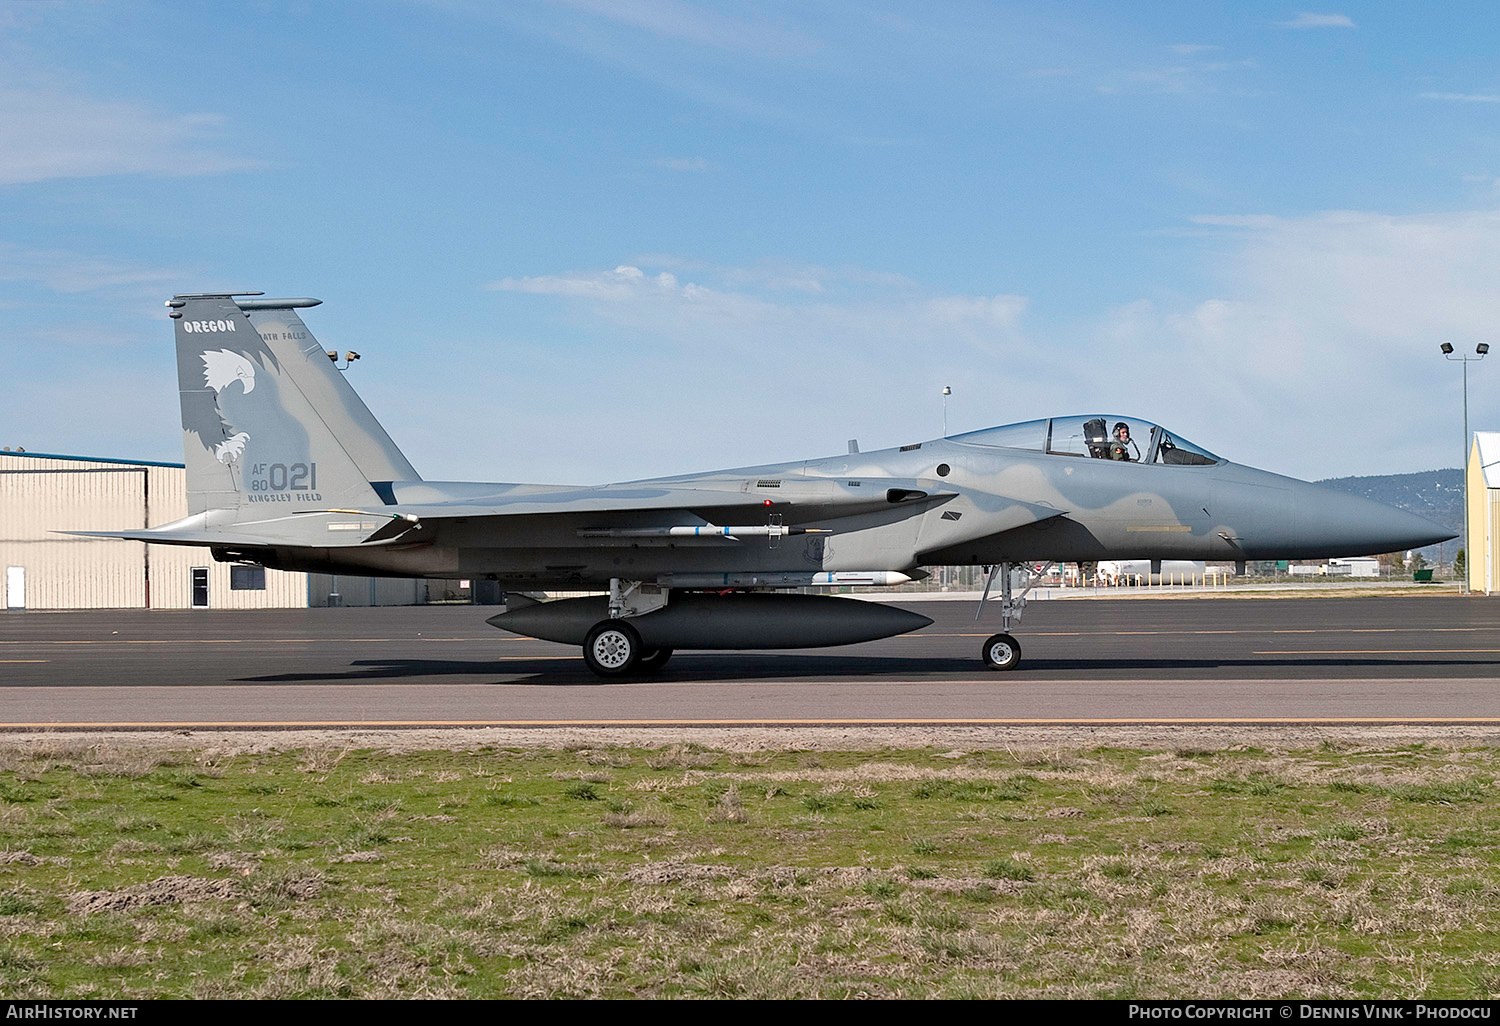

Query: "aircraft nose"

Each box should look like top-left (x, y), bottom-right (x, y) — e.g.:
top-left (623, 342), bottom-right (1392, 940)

top-left (1288, 481), bottom-right (1455, 556)
top-left (1214, 466), bottom-right (1456, 558)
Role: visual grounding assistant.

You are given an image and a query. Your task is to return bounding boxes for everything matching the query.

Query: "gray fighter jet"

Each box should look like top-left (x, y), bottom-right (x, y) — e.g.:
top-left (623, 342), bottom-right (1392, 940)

top-left (76, 293), bottom-right (1454, 676)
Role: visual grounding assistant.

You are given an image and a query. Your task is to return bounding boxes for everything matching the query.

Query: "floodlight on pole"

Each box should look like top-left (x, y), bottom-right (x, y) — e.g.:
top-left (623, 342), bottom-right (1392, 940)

top-left (1442, 342), bottom-right (1487, 594)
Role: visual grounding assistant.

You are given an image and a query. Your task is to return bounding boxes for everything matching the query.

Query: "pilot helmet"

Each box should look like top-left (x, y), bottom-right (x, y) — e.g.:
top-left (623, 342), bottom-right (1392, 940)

top-left (1113, 421), bottom-right (1130, 437)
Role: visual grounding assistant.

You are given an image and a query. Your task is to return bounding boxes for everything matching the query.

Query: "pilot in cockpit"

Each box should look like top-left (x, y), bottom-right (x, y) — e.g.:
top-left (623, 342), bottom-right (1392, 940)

top-left (1108, 422), bottom-right (1140, 462)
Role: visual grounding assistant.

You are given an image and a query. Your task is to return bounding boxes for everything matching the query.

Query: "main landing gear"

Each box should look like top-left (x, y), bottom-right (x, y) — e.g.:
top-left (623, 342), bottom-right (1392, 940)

top-left (581, 580), bottom-right (674, 679)
top-left (976, 562), bottom-right (1040, 672)
top-left (580, 618), bottom-right (678, 678)
top-left (578, 569), bottom-right (1039, 677)
top-left (582, 619), bottom-right (643, 678)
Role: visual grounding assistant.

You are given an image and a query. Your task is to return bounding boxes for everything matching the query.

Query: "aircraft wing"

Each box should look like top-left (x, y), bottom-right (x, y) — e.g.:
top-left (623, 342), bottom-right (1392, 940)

top-left (373, 480), bottom-right (955, 520)
top-left (61, 481), bottom-right (963, 549)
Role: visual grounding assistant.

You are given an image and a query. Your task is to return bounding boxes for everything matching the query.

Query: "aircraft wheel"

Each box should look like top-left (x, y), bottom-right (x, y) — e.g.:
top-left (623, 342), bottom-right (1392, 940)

top-left (583, 620), bottom-right (643, 678)
top-left (638, 648), bottom-right (673, 671)
top-left (981, 633), bottom-right (1022, 671)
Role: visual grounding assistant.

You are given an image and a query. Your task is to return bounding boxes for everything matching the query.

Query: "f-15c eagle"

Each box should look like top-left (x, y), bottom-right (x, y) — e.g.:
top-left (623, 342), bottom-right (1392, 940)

top-left (74, 293), bottom-right (1453, 677)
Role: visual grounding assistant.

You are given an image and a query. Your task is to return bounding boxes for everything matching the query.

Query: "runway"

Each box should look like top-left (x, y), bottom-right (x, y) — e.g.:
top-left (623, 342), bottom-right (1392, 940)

top-left (1, 595), bottom-right (1498, 728)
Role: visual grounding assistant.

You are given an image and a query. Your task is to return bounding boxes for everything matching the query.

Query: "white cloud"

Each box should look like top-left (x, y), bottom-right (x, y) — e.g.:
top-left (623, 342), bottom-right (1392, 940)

top-left (1421, 92), bottom-right (1500, 103)
top-left (489, 264), bottom-right (1028, 358)
top-left (477, 262), bottom-right (1032, 477)
top-left (1169, 44), bottom-right (1221, 55)
top-left (1277, 12), bottom-right (1356, 29)
top-left (0, 86), bottom-right (262, 186)
top-left (1097, 209), bottom-right (1500, 477)
top-left (0, 242), bottom-right (179, 294)
top-left (479, 209), bottom-right (1498, 482)
top-left (491, 265), bottom-right (722, 303)
top-left (436, 0), bottom-right (820, 132)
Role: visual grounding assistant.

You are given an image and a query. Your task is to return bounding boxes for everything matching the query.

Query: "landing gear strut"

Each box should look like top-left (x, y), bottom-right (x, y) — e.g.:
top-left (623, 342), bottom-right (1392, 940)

top-left (976, 562), bottom-right (1041, 672)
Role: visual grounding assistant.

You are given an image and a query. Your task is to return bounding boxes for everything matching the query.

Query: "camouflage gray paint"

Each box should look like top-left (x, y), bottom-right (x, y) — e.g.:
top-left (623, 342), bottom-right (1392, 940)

top-left (172, 294), bottom-right (380, 516)
top-left (75, 294), bottom-right (1454, 669)
top-left (240, 302), bottom-right (417, 485)
top-left (126, 293), bottom-right (1454, 583)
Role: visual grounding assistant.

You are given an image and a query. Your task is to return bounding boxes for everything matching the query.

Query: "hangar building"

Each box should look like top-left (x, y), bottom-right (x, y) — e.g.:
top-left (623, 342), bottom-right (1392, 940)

top-left (0, 451), bottom-right (441, 610)
top-left (1467, 432), bottom-right (1500, 596)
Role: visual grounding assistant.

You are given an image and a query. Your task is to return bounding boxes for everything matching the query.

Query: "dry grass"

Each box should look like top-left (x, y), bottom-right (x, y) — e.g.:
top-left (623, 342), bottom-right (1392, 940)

top-left (0, 739), bottom-right (1496, 997)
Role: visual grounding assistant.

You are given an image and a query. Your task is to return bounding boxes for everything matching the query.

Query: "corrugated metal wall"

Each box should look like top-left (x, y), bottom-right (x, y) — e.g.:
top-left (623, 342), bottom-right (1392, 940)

top-left (1489, 490), bottom-right (1499, 596)
top-left (1466, 441), bottom-right (1498, 596)
top-left (0, 452), bottom-right (307, 609)
top-left (306, 574), bottom-right (424, 607)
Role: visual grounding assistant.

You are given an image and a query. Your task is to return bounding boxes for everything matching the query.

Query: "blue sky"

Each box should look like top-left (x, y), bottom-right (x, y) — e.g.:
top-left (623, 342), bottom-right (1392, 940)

top-left (3, 1), bottom-right (1499, 482)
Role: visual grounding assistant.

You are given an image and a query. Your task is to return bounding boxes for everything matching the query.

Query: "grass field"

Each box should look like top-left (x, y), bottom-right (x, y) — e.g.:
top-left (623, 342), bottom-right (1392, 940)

top-left (0, 736), bottom-right (1498, 998)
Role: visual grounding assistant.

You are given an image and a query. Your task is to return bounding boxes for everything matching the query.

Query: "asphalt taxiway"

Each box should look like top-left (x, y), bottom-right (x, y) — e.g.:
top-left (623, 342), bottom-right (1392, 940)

top-left (1, 595), bottom-right (1497, 728)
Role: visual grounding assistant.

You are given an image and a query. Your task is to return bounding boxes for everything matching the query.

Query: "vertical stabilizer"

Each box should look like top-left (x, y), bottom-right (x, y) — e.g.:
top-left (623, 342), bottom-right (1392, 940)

top-left (240, 301), bottom-right (419, 484)
top-left (170, 294), bottom-right (390, 517)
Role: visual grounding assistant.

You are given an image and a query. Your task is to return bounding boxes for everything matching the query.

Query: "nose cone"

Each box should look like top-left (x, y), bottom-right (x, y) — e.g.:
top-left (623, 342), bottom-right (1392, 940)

top-left (1269, 478), bottom-right (1454, 558)
top-left (1301, 484), bottom-right (1454, 555)
top-left (1215, 465), bottom-right (1456, 559)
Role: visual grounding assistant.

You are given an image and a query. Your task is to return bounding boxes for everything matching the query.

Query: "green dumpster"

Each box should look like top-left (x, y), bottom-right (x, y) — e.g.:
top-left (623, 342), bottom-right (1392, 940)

top-left (1413, 569), bottom-right (1433, 582)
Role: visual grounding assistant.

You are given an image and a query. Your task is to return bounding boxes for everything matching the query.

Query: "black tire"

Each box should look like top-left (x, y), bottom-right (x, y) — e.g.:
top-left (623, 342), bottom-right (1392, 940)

top-left (583, 619), bottom-right (643, 678)
top-left (638, 648), bottom-right (673, 671)
top-left (981, 632), bottom-right (1022, 671)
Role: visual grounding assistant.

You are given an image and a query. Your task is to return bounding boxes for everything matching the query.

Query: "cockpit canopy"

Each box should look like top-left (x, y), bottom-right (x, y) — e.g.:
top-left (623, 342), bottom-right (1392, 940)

top-left (950, 415), bottom-right (1220, 466)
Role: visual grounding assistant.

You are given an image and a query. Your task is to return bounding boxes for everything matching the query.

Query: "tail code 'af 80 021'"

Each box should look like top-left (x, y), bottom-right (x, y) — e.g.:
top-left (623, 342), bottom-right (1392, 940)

top-left (66, 292), bottom-right (1454, 677)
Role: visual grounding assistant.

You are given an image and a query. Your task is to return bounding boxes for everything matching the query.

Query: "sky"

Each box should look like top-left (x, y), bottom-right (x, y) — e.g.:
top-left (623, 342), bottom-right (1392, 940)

top-left (3, 0), bottom-right (1499, 484)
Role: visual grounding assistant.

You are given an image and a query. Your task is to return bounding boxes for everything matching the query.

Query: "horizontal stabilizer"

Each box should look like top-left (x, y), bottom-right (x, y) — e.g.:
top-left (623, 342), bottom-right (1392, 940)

top-left (59, 509), bottom-right (425, 549)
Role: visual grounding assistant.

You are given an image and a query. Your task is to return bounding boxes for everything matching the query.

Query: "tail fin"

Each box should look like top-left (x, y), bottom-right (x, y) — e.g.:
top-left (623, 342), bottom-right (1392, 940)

top-left (170, 293), bottom-right (418, 517)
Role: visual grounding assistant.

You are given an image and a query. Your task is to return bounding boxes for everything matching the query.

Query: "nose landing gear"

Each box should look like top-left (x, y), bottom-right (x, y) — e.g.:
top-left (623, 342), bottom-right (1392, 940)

top-left (982, 632), bottom-right (1021, 671)
top-left (976, 562), bottom-right (1039, 671)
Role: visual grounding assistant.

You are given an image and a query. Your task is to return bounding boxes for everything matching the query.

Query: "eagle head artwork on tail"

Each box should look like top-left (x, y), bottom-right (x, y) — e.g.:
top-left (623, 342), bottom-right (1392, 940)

top-left (201, 349), bottom-right (255, 395)
top-left (200, 349), bottom-right (256, 465)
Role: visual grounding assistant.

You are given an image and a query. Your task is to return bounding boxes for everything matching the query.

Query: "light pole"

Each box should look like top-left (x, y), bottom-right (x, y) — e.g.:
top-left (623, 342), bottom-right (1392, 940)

top-left (942, 386), bottom-right (951, 437)
top-left (1441, 341), bottom-right (1488, 594)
